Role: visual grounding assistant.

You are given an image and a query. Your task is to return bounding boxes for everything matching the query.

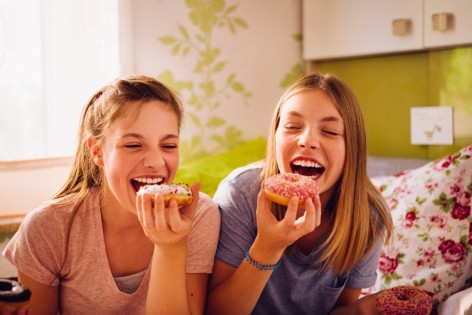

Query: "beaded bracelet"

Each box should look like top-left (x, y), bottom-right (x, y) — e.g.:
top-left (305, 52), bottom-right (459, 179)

top-left (244, 248), bottom-right (281, 271)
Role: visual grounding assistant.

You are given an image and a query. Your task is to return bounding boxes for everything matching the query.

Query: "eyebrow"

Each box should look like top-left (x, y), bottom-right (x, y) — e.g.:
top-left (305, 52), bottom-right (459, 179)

top-left (119, 133), bottom-right (179, 140)
top-left (285, 110), bottom-right (343, 123)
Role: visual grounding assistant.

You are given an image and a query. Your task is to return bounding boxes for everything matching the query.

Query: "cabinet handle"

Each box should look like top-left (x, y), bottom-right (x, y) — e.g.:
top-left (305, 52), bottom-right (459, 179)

top-left (432, 13), bottom-right (454, 32)
top-left (392, 18), bottom-right (411, 36)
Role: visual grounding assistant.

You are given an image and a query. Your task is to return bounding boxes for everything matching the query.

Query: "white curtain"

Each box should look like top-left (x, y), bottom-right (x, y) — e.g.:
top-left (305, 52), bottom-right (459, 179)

top-left (0, 0), bottom-right (123, 160)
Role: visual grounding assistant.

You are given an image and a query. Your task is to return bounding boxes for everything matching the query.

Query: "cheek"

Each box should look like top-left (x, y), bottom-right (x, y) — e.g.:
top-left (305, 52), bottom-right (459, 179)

top-left (107, 151), bottom-right (131, 170)
top-left (170, 158), bottom-right (179, 171)
top-left (330, 147), bottom-right (346, 177)
top-left (166, 153), bottom-right (180, 174)
top-left (275, 134), bottom-right (291, 172)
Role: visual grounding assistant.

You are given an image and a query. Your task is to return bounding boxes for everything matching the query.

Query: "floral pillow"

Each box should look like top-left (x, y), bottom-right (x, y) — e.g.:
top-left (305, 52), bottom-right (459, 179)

top-left (366, 145), bottom-right (472, 306)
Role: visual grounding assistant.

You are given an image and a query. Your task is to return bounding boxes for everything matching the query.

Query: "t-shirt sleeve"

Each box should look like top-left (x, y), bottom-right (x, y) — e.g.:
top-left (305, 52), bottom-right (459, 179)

top-left (346, 239), bottom-right (382, 289)
top-left (2, 205), bottom-right (67, 286)
top-left (213, 168), bottom-right (260, 267)
top-left (186, 193), bottom-right (221, 274)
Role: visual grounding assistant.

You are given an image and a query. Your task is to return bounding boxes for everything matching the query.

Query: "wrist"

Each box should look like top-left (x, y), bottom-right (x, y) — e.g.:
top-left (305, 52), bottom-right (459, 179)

top-left (249, 238), bottom-right (285, 266)
top-left (245, 248), bottom-right (281, 271)
top-left (153, 242), bottom-right (187, 257)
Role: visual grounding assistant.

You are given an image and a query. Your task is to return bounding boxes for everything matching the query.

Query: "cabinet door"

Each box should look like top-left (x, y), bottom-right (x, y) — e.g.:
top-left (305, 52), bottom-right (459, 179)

top-left (423, 0), bottom-right (472, 48)
top-left (303, 0), bottom-right (423, 60)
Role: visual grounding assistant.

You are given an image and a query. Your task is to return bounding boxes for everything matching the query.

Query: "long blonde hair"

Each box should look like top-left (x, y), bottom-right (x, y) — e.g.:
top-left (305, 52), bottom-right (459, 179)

top-left (262, 73), bottom-right (392, 274)
top-left (53, 75), bottom-right (183, 203)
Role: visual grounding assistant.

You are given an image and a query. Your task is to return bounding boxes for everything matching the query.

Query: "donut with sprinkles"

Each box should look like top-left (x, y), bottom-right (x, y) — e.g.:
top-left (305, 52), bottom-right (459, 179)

top-left (138, 183), bottom-right (193, 207)
top-left (375, 286), bottom-right (433, 315)
top-left (264, 173), bottom-right (317, 206)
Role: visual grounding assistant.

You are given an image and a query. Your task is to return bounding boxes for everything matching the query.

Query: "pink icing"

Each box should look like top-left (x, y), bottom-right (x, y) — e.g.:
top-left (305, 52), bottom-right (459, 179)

top-left (264, 173), bottom-right (317, 199)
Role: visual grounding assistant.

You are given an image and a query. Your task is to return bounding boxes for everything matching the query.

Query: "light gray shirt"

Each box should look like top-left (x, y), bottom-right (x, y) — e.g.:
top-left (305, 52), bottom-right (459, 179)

top-left (214, 165), bottom-right (381, 315)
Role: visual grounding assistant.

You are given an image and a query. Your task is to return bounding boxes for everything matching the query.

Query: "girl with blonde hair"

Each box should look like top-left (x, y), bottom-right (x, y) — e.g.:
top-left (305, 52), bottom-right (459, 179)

top-left (206, 72), bottom-right (392, 314)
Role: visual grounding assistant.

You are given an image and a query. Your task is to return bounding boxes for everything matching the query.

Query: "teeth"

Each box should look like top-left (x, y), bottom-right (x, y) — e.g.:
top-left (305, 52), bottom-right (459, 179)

top-left (133, 177), bottom-right (163, 184)
top-left (292, 160), bottom-right (321, 168)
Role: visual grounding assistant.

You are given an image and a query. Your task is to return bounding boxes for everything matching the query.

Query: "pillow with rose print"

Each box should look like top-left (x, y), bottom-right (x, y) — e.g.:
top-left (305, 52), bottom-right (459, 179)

top-left (366, 145), bottom-right (472, 307)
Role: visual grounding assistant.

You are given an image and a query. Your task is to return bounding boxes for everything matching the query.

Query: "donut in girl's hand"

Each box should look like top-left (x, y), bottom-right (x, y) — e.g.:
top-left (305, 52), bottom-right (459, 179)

top-left (375, 285), bottom-right (433, 315)
top-left (138, 183), bottom-right (193, 207)
top-left (0, 278), bottom-right (31, 311)
top-left (264, 173), bottom-right (317, 206)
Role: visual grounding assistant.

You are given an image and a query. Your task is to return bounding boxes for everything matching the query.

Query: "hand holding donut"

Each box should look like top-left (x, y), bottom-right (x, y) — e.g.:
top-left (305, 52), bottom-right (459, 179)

top-left (254, 173), bottom-right (322, 253)
top-left (136, 182), bottom-right (200, 248)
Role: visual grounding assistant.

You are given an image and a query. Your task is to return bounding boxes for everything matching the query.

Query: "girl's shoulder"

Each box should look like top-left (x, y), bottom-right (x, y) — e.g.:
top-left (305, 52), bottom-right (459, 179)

top-left (194, 192), bottom-right (220, 222)
top-left (219, 163), bottom-right (262, 187)
top-left (21, 190), bottom-right (97, 232)
top-left (213, 164), bottom-right (262, 211)
top-left (213, 163), bottom-right (262, 200)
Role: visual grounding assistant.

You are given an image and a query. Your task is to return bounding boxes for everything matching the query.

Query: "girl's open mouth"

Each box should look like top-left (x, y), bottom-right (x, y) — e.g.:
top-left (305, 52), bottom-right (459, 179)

top-left (290, 159), bottom-right (325, 179)
top-left (130, 177), bottom-right (165, 193)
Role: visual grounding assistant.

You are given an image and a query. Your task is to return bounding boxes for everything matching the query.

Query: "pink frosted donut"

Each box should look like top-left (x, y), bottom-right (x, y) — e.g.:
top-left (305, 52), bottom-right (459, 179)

top-left (264, 173), bottom-right (317, 206)
top-left (376, 286), bottom-right (433, 315)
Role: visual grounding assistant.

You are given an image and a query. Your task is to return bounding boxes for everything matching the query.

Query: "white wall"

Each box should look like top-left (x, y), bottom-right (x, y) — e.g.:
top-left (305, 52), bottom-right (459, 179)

top-left (0, 0), bottom-right (121, 161)
top-left (0, 158), bottom-right (72, 215)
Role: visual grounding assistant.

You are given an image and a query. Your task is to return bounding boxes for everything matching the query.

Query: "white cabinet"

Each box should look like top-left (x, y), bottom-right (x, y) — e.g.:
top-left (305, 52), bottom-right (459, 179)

top-left (303, 0), bottom-right (472, 61)
top-left (424, 0), bottom-right (472, 49)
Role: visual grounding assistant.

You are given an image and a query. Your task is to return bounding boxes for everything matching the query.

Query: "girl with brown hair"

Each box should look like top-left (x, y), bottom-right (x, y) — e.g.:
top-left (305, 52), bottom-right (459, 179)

top-left (3, 76), bottom-right (220, 314)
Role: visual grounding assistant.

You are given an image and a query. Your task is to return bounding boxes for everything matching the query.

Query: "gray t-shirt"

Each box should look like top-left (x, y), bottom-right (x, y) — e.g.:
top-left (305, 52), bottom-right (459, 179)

top-left (214, 165), bottom-right (381, 315)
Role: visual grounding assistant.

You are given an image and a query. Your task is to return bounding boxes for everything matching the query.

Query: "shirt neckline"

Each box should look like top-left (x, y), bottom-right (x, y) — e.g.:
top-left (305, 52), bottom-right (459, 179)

top-left (91, 189), bottom-right (151, 298)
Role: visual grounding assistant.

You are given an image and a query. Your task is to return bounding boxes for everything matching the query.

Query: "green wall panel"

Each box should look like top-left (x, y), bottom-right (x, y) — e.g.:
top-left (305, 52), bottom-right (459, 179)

top-left (428, 48), bottom-right (472, 158)
top-left (315, 47), bottom-right (472, 159)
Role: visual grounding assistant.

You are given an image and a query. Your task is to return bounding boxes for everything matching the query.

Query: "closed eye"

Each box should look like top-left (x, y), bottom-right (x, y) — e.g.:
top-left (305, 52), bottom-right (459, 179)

top-left (323, 130), bottom-right (338, 135)
top-left (283, 124), bottom-right (302, 130)
top-left (322, 130), bottom-right (343, 137)
top-left (162, 144), bottom-right (178, 150)
top-left (124, 143), bottom-right (142, 149)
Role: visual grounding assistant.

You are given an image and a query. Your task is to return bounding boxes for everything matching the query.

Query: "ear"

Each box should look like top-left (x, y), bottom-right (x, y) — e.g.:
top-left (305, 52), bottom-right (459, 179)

top-left (87, 136), bottom-right (104, 167)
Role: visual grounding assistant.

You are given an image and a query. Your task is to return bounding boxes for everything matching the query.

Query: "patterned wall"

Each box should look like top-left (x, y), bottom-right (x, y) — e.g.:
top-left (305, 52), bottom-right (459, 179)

top-left (128, 0), bottom-right (303, 162)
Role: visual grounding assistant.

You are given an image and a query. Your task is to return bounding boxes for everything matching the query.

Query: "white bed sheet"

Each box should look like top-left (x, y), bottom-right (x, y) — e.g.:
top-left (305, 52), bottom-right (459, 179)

top-left (437, 287), bottom-right (472, 315)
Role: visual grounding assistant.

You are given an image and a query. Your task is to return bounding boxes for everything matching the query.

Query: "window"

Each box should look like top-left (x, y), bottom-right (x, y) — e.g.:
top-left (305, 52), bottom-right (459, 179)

top-left (0, 0), bottom-right (123, 161)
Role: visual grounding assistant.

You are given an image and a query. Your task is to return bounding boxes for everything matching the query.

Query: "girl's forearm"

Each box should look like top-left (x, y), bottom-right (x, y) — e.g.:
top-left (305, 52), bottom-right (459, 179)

top-left (146, 244), bottom-right (191, 315)
top-left (206, 243), bottom-right (284, 315)
top-left (206, 261), bottom-right (273, 315)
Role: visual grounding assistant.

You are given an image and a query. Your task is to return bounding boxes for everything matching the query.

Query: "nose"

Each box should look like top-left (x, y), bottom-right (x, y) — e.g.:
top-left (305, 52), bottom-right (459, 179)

top-left (298, 128), bottom-right (319, 149)
top-left (143, 149), bottom-right (165, 168)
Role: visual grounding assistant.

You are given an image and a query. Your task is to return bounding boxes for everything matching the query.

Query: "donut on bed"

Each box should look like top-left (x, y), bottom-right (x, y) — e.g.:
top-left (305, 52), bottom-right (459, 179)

top-left (375, 285), bottom-right (433, 315)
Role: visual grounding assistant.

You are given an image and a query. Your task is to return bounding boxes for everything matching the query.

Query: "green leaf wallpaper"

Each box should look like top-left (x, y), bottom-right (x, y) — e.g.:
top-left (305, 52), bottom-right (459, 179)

top-left (151, 0), bottom-right (303, 163)
top-left (280, 33), bottom-right (304, 89)
top-left (156, 0), bottom-right (251, 163)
